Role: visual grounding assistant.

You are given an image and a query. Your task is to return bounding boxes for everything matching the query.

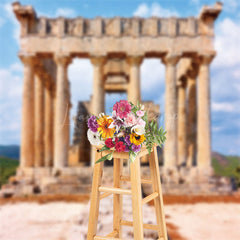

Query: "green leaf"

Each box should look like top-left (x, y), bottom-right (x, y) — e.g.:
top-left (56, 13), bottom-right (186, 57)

top-left (129, 151), bottom-right (137, 163)
top-left (95, 152), bottom-right (113, 164)
top-left (98, 145), bottom-right (110, 152)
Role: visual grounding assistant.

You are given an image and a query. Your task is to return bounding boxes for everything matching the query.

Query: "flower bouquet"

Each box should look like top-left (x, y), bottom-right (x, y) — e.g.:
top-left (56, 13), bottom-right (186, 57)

top-left (87, 100), bottom-right (166, 163)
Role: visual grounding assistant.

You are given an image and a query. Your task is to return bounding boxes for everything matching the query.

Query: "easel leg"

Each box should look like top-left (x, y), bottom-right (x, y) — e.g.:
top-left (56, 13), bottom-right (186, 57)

top-left (87, 151), bottom-right (104, 240)
top-left (130, 156), bottom-right (144, 240)
top-left (149, 146), bottom-right (168, 240)
top-left (113, 158), bottom-right (123, 237)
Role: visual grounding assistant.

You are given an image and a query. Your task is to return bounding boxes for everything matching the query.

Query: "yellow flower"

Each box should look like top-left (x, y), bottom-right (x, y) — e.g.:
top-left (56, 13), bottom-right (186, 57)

top-left (129, 132), bottom-right (146, 145)
top-left (97, 116), bottom-right (115, 139)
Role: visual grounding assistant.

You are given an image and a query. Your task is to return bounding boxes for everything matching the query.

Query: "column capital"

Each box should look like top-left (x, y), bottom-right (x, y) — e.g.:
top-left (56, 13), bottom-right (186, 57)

top-left (19, 53), bottom-right (37, 66)
top-left (90, 56), bottom-right (107, 66)
top-left (162, 53), bottom-right (181, 66)
top-left (198, 52), bottom-right (216, 65)
top-left (126, 55), bottom-right (143, 66)
top-left (54, 53), bottom-right (72, 66)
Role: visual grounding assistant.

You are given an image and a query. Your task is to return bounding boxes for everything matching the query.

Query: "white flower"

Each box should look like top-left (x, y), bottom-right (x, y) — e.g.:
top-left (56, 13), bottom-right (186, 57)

top-left (87, 129), bottom-right (103, 146)
top-left (131, 125), bottom-right (145, 135)
top-left (140, 104), bottom-right (145, 110)
top-left (99, 112), bottom-right (105, 117)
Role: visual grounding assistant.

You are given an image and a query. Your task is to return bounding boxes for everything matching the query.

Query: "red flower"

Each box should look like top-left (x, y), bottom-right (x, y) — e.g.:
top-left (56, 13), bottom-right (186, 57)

top-left (105, 138), bottom-right (115, 148)
top-left (115, 141), bottom-right (125, 152)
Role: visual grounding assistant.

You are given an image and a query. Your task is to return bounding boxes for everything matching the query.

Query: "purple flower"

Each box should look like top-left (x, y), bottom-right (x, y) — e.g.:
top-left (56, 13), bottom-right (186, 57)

top-left (132, 144), bottom-right (141, 153)
top-left (125, 135), bottom-right (131, 146)
top-left (124, 145), bottom-right (130, 152)
top-left (88, 115), bottom-right (99, 132)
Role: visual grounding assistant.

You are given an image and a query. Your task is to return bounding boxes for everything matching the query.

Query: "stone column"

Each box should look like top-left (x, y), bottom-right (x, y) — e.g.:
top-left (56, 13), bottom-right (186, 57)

top-left (186, 75), bottom-right (197, 167)
top-left (127, 56), bottom-right (143, 104)
top-left (90, 56), bottom-right (106, 167)
top-left (90, 56), bottom-right (106, 115)
top-left (53, 53), bottom-right (72, 169)
top-left (44, 86), bottom-right (54, 167)
top-left (162, 54), bottom-right (180, 168)
top-left (34, 74), bottom-right (45, 167)
top-left (19, 55), bottom-right (36, 168)
top-left (177, 76), bottom-right (187, 166)
top-left (197, 54), bottom-right (214, 168)
top-left (66, 80), bottom-right (71, 163)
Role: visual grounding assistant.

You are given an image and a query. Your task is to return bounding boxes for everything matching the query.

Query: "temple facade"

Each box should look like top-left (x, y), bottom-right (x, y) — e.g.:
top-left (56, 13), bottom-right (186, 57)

top-left (6, 2), bottom-right (228, 195)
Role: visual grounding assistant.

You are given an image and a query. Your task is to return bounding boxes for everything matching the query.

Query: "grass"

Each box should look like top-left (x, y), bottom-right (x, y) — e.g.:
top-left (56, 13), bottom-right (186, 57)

top-left (0, 156), bottom-right (19, 188)
top-left (212, 156), bottom-right (240, 177)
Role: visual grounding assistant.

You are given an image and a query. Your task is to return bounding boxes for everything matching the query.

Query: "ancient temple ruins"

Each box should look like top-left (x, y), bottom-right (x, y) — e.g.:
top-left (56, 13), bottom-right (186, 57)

top-left (9, 2), bottom-right (226, 195)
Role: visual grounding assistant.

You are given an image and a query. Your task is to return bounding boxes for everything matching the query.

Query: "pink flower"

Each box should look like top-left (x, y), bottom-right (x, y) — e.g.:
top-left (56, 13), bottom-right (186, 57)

top-left (113, 100), bottom-right (131, 119)
top-left (137, 118), bottom-right (146, 128)
top-left (136, 110), bottom-right (145, 117)
top-left (125, 113), bottom-right (137, 127)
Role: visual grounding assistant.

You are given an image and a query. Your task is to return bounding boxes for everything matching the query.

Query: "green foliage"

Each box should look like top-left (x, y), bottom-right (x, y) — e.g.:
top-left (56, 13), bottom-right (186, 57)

top-left (98, 145), bottom-right (110, 152)
top-left (212, 156), bottom-right (240, 177)
top-left (129, 101), bottom-right (140, 114)
top-left (233, 165), bottom-right (240, 188)
top-left (95, 151), bottom-right (113, 164)
top-left (145, 120), bottom-right (166, 154)
top-left (129, 150), bottom-right (138, 163)
top-left (0, 156), bottom-right (19, 187)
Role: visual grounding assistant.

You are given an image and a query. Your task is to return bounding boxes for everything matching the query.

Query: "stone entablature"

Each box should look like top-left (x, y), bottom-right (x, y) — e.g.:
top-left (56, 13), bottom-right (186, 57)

top-left (13, 2), bottom-right (222, 55)
top-left (13, 2), bottom-right (222, 38)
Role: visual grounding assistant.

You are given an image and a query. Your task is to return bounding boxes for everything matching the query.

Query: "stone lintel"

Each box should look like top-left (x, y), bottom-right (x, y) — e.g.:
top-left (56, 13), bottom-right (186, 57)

top-left (104, 83), bottom-right (127, 93)
top-left (18, 35), bottom-right (215, 56)
top-left (103, 59), bottom-right (129, 77)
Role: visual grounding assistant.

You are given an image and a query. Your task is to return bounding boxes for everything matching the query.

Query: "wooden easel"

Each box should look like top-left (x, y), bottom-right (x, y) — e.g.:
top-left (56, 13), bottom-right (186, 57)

top-left (87, 145), bottom-right (168, 240)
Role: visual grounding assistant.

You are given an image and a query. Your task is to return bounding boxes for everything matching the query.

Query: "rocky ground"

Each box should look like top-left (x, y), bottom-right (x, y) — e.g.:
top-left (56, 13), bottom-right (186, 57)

top-left (0, 196), bottom-right (240, 240)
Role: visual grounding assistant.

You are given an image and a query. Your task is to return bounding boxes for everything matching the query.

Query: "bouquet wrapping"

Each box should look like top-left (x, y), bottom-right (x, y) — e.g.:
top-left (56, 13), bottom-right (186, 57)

top-left (87, 100), bottom-right (166, 163)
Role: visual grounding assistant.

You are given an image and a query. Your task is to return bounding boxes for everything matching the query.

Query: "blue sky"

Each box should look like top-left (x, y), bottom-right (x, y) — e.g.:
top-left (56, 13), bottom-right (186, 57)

top-left (0, 0), bottom-right (239, 156)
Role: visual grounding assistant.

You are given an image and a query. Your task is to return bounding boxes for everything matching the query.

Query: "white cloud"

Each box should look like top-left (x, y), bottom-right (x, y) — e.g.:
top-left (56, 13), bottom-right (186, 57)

top-left (141, 59), bottom-right (164, 92)
top-left (213, 18), bottom-right (240, 68)
top-left (10, 62), bottom-right (23, 72)
top-left (3, 3), bottom-right (20, 43)
top-left (212, 102), bottom-right (235, 112)
top-left (55, 8), bottom-right (76, 18)
top-left (133, 3), bottom-right (149, 17)
top-left (0, 63), bottom-right (23, 144)
top-left (134, 2), bottom-right (179, 17)
top-left (68, 59), bottom-right (93, 137)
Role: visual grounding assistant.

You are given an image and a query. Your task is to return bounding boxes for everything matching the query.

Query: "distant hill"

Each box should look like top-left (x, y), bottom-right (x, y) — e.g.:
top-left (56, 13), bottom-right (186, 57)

top-left (212, 152), bottom-right (240, 177)
top-left (0, 145), bottom-right (239, 177)
top-left (0, 145), bottom-right (20, 160)
top-left (0, 156), bottom-right (19, 187)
